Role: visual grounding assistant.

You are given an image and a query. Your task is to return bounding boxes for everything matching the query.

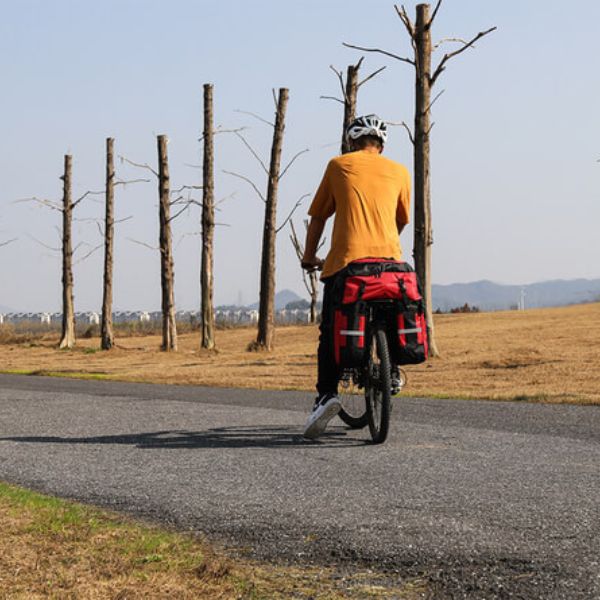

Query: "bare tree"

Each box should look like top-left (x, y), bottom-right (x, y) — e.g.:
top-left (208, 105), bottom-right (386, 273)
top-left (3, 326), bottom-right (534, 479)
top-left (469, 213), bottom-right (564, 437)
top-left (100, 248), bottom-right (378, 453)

top-left (98, 139), bottom-right (147, 351)
top-left (14, 159), bottom-right (103, 349)
top-left (201, 83), bottom-right (216, 350)
top-left (226, 90), bottom-right (309, 351)
top-left (322, 58), bottom-right (386, 154)
top-left (253, 88), bottom-right (289, 350)
top-left (101, 138), bottom-right (116, 350)
top-left (289, 220), bottom-right (326, 324)
top-left (157, 135), bottom-right (177, 351)
top-left (344, 1), bottom-right (496, 356)
top-left (121, 144), bottom-right (203, 352)
top-left (59, 155), bottom-right (76, 349)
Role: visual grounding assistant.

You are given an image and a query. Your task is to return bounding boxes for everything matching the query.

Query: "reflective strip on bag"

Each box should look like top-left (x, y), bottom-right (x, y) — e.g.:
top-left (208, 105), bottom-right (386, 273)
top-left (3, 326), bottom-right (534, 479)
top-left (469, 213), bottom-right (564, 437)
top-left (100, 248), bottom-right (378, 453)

top-left (398, 327), bottom-right (422, 335)
top-left (340, 330), bottom-right (365, 336)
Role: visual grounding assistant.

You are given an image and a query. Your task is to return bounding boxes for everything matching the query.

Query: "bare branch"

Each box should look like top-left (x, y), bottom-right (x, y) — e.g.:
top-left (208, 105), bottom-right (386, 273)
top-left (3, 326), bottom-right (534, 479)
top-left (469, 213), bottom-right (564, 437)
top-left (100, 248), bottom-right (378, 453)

top-left (27, 233), bottom-right (60, 252)
top-left (215, 222), bottom-right (231, 228)
top-left (233, 109), bottom-right (274, 128)
top-left (394, 4), bottom-right (415, 38)
top-left (74, 243), bottom-right (103, 265)
top-left (72, 241), bottom-right (85, 255)
top-left (14, 196), bottom-right (62, 212)
top-left (114, 178), bottom-right (150, 187)
top-left (358, 65), bottom-right (387, 88)
top-left (343, 42), bottom-right (415, 66)
top-left (289, 221), bottom-right (312, 296)
top-left (329, 64), bottom-right (347, 100)
top-left (276, 193), bottom-right (310, 234)
top-left (426, 89), bottom-right (446, 113)
top-left (320, 95), bottom-right (345, 105)
top-left (73, 217), bottom-right (102, 224)
top-left (289, 220), bottom-right (304, 261)
top-left (234, 131), bottom-right (269, 175)
top-left (114, 216), bottom-right (133, 225)
top-left (175, 231), bottom-right (200, 249)
top-left (272, 88), bottom-right (278, 109)
top-left (387, 121), bottom-right (415, 145)
top-left (127, 237), bottom-right (159, 252)
top-left (168, 203), bottom-right (193, 223)
top-left (279, 148), bottom-right (310, 181)
top-left (428, 0), bottom-right (443, 28)
top-left (433, 37), bottom-right (468, 51)
top-left (0, 238), bottom-right (17, 249)
top-left (171, 184), bottom-right (203, 194)
top-left (430, 26), bottom-right (497, 86)
top-left (319, 141), bottom-right (341, 149)
top-left (119, 156), bottom-right (159, 178)
top-left (214, 191), bottom-right (237, 208)
top-left (198, 125), bottom-right (247, 142)
top-left (223, 170), bottom-right (266, 203)
top-left (72, 189), bottom-right (104, 209)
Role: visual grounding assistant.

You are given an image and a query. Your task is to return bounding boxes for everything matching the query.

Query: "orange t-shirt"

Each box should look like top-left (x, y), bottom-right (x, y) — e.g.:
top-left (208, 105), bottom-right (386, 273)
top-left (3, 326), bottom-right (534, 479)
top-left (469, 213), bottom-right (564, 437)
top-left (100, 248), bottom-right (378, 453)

top-left (308, 150), bottom-right (411, 279)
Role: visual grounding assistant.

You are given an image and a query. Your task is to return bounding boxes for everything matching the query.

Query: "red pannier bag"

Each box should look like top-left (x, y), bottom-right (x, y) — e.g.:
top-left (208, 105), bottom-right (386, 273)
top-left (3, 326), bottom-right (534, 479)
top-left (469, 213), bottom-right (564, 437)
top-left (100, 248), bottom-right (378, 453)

top-left (331, 259), bottom-right (429, 368)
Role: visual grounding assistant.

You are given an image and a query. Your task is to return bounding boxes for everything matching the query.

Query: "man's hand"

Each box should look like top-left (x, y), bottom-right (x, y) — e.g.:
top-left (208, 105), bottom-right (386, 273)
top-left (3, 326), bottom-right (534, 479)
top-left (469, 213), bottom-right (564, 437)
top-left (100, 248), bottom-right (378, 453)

top-left (301, 256), bottom-right (324, 272)
top-left (303, 217), bottom-right (326, 272)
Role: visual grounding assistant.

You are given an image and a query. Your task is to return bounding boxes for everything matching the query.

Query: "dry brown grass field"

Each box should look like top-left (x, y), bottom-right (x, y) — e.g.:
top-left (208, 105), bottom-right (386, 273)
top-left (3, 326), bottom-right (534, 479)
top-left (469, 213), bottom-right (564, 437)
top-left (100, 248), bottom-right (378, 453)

top-left (1, 302), bottom-right (599, 404)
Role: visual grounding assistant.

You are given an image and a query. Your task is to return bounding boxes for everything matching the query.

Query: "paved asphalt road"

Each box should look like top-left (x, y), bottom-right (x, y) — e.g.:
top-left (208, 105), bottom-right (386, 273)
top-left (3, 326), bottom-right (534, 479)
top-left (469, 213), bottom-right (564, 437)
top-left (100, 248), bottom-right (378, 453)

top-left (0, 374), bottom-right (598, 599)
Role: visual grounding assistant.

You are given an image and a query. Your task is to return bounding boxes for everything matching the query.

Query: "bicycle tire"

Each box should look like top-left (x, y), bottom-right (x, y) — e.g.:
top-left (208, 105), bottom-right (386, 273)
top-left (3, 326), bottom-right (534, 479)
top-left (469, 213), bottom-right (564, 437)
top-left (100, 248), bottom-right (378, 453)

top-left (338, 381), bottom-right (368, 429)
top-left (365, 325), bottom-right (392, 444)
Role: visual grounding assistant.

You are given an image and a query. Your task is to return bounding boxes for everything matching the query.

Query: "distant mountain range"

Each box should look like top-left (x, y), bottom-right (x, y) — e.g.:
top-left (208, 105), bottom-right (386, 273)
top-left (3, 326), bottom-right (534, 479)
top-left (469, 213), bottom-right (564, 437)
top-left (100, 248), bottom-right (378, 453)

top-left (432, 278), bottom-right (600, 311)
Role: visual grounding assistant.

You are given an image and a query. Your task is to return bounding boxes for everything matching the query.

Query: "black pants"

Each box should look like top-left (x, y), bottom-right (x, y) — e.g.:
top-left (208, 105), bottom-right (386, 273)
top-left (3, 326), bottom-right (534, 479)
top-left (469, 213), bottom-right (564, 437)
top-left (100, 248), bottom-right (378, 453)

top-left (317, 277), bottom-right (340, 395)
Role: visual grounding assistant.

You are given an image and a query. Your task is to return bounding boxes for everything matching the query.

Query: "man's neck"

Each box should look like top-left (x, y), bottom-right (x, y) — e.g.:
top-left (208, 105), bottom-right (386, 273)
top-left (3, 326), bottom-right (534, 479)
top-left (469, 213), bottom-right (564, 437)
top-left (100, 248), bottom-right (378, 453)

top-left (361, 146), bottom-right (381, 154)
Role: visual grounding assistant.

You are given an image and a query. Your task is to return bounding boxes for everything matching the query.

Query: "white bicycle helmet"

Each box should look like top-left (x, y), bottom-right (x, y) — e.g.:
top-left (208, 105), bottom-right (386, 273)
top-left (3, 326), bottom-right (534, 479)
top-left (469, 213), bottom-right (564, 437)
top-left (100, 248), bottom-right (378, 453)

top-left (346, 114), bottom-right (388, 145)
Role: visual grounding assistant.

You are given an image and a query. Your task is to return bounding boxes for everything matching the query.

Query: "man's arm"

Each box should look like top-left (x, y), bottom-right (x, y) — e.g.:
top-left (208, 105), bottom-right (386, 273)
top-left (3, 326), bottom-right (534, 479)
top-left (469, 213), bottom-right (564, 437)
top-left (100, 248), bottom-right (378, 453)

top-left (301, 216), bottom-right (326, 269)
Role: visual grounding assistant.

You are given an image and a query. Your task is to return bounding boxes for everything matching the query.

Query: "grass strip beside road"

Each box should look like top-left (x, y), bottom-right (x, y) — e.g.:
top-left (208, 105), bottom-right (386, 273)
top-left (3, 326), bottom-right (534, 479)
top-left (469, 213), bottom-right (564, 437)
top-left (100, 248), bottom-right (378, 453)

top-left (0, 482), bottom-right (423, 599)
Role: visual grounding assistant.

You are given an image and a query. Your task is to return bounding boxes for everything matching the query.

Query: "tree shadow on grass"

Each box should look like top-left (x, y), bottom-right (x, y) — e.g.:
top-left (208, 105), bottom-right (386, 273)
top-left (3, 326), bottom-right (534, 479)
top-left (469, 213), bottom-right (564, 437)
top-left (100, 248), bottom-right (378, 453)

top-left (0, 425), bottom-right (368, 450)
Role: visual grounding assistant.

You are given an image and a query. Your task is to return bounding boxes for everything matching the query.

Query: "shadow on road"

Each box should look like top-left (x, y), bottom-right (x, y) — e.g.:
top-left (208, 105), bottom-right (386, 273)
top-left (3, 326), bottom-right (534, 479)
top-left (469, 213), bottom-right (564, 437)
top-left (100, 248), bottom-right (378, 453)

top-left (0, 425), bottom-right (368, 449)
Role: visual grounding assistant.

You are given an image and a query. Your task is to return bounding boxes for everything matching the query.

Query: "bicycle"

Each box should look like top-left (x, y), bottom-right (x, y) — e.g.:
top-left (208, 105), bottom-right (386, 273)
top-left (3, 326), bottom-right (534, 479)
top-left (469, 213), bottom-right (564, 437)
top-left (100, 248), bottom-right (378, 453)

top-left (337, 300), bottom-right (406, 444)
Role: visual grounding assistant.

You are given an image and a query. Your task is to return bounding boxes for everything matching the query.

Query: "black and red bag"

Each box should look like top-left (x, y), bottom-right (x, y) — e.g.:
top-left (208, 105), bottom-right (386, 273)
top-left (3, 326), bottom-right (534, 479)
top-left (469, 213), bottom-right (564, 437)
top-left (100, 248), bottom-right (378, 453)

top-left (331, 259), bottom-right (429, 368)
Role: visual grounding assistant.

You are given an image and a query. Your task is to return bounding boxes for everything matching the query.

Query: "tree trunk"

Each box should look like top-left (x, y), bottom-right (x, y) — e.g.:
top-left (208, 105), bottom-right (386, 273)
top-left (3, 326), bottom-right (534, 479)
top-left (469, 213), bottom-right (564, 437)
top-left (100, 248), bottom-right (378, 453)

top-left (413, 3), bottom-right (439, 357)
top-left (201, 83), bottom-right (216, 350)
top-left (341, 63), bottom-right (360, 154)
top-left (101, 137), bottom-right (115, 350)
top-left (58, 154), bottom-right (75, 349)
top-left (157, 134), bottom-right (177, 351)
top-left (254, 87), bottom-right (289, 351)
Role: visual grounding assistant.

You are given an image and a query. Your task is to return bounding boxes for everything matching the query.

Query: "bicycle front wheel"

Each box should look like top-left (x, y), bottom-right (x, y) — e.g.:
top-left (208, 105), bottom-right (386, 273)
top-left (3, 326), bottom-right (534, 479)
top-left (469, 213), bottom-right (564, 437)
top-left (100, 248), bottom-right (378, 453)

top-left (365, 325), bottom-right (392, 444)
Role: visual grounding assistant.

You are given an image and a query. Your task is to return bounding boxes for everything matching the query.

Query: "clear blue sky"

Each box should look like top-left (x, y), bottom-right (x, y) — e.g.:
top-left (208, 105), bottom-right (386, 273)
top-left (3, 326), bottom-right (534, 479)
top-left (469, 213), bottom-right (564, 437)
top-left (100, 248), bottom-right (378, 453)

top-left (1, 0), bottom-right (599, 311)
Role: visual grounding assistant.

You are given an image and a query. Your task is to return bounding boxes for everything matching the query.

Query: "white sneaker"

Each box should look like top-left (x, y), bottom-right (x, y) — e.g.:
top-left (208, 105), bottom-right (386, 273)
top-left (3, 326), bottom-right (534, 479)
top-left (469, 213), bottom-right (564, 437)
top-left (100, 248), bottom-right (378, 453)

top-left (303, 394), bottom-right (341, 439)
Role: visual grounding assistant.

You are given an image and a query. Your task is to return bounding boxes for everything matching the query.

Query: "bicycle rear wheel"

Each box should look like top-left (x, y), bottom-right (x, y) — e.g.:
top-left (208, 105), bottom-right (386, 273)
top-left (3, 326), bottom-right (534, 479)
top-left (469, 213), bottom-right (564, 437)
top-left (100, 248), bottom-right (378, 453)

top-left (365, 325), bottom-right (392, 444)
top-left (338, 371), bottom-right (368, 429)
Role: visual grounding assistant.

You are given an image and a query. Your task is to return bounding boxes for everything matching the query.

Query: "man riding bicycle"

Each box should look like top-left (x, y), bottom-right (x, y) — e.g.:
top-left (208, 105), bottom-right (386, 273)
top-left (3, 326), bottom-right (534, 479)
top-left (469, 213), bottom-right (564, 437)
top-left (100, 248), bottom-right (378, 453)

top-left (301, 114), bottom-right (411, 439)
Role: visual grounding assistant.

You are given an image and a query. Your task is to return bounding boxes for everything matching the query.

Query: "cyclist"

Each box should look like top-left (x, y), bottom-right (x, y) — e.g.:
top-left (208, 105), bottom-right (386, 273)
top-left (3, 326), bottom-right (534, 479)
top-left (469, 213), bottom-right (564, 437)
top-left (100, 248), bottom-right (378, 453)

top-left (301, 114), bottom-right (411, 439)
